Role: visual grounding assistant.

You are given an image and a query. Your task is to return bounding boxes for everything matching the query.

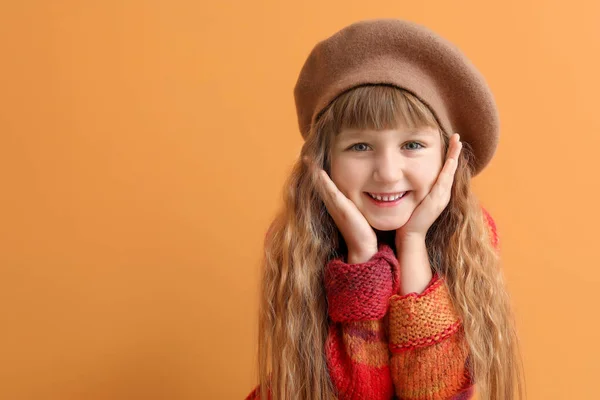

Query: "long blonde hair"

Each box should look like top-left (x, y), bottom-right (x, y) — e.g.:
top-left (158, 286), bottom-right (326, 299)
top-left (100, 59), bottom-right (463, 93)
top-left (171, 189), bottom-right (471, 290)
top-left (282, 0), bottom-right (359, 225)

top-left (256, 85), bottom-right (526, 399)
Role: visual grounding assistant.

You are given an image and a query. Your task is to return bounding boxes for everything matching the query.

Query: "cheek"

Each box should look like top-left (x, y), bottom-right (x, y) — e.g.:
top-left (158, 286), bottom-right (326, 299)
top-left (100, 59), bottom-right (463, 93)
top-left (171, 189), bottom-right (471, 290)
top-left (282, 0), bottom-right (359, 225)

top-left (330, 167), bottom-right (359, 198)
top-left (422, 166), bottom-right (441, 187)
top-left (331, 158), bottom-right (363, 189)
top-left (408, 160), bottom-right (443, 194)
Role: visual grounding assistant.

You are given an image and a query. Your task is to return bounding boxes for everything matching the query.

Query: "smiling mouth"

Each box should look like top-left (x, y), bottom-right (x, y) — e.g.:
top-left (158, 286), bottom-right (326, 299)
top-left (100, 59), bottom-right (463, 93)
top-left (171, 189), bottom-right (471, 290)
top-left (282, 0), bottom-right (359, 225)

top-left (366, 192), bottom-right (408, 201)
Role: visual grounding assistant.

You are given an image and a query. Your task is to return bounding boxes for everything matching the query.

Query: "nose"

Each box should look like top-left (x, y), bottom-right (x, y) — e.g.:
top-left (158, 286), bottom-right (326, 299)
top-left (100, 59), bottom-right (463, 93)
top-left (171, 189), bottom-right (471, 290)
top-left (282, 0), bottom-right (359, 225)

top-left (372, 150), bottom-right (404, 183)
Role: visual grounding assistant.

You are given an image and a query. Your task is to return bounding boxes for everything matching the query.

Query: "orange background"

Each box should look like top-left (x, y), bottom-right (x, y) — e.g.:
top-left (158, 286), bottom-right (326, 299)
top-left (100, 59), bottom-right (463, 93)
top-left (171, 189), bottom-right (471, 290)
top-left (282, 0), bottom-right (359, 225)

top-left (1, 1), bottom-right (599, 399)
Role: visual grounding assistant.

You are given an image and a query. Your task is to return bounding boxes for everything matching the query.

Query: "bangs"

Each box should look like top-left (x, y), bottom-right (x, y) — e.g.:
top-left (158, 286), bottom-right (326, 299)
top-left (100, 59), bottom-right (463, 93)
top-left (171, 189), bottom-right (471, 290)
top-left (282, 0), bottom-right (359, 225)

top-left (324, 85), bottom-right (441, 136)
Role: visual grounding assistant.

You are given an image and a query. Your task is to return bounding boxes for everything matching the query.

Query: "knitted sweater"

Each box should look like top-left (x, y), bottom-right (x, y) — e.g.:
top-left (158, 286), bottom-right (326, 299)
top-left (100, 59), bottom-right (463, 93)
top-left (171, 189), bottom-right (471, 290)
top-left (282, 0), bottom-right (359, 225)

top-left (247, 207), bottom-right (499, 400)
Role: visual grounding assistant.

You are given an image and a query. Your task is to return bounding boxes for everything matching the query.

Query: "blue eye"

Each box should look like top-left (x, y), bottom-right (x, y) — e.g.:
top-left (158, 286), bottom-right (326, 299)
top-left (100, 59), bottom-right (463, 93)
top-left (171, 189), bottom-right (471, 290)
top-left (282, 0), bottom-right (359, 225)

top-left (403, 141), bottom-right (424, 150)
top-left (347, 141), bottom-right (424, 152)
top-left (349, 143), bottom-right (370, 152)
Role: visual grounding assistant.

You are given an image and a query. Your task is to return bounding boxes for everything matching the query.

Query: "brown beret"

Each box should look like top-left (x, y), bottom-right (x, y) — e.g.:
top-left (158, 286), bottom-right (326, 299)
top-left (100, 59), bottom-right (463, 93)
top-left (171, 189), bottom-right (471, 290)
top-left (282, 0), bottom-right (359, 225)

top-left (293, 18), bottom-right (499, 176)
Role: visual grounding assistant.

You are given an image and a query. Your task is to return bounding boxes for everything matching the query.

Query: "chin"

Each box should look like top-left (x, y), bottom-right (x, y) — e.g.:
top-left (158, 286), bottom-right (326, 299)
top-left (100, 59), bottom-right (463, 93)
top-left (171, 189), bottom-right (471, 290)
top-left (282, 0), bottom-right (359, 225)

top-left (367, 216), bottom-right (409, 232)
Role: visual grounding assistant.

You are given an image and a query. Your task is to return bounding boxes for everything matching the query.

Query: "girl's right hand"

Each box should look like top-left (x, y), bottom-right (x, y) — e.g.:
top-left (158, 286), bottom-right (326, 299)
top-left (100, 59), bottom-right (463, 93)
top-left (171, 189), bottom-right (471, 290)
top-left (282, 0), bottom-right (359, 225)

top-left (303, 156), bottom-right (378, 264)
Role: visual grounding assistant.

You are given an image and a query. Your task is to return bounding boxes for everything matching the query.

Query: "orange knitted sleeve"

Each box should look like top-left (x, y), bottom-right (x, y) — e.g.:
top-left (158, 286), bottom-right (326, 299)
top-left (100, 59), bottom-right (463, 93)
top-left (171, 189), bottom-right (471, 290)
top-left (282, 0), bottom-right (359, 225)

top-left (387, 274), bottom-right (473, 400)
top-left (385, 206), bottom-right (500, 399)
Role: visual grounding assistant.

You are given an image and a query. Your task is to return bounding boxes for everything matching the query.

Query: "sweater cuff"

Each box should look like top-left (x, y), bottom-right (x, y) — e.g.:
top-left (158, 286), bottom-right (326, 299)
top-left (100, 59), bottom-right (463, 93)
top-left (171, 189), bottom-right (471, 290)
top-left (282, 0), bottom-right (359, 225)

top-left (388, 273), bottom-right (462, 352)
top-left (325, 243), bottom-right (399, 322)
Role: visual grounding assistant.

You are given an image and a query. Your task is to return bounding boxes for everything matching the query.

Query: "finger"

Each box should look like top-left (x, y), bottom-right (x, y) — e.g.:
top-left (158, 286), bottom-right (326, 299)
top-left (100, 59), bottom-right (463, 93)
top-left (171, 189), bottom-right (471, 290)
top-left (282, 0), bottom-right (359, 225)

top-left (430, 139), bottom-right (462, 201)
top-left (317, 169), bottom-right (346, 211)
top-left (447, 133), bottom-right (461, 161)
top-left (452, 134), bottom-right (462, 160)
top-left (303, 157), bottom-right (342, 215)
top-left (443, 134), bottom-right (462, 172)
top-left (315, 168), bottom-right (360, 225)
top-left (305, 159), bottom-right (331, 204)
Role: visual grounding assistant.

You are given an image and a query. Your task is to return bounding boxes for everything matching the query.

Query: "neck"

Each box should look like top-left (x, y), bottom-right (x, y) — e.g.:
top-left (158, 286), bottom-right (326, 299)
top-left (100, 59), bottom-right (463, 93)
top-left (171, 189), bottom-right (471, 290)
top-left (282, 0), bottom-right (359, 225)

top-left (374, 228), bottom-right (396, 249)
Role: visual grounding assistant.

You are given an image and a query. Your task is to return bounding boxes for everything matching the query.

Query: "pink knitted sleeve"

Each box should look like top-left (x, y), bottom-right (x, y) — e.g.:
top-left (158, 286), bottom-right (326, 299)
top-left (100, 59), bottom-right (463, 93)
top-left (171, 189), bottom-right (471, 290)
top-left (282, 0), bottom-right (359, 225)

top-left (323, 243), bottom-right (399, 400)
top-left (324, 243), bottom-right (399, 322)
top-left (245, 244), bottom-right (400, 400)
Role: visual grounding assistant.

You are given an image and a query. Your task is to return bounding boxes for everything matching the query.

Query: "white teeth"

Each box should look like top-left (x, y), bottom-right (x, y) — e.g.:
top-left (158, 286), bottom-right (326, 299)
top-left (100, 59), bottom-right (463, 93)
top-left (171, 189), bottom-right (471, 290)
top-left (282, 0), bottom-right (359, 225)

top-left (369, 192), bottom-right (406, 201)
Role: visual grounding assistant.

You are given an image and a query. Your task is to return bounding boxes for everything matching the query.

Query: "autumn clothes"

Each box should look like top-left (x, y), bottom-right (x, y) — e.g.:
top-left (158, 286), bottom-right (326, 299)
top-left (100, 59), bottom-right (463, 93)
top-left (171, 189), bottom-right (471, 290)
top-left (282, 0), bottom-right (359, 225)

top-left (247, 207), bottom-right (499, 399)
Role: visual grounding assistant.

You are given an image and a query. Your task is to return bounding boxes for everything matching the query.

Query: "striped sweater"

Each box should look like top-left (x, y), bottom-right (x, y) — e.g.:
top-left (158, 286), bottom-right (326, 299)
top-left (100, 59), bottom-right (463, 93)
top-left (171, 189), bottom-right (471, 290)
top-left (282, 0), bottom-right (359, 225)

top-left (247, 207), bottom-right (499, 400)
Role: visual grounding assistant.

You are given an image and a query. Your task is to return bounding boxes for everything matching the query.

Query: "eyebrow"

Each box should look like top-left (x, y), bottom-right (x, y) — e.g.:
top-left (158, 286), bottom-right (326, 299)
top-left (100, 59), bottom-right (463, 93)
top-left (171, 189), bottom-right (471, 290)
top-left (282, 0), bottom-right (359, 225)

top-left (338, 129), bottom-right (436, 140)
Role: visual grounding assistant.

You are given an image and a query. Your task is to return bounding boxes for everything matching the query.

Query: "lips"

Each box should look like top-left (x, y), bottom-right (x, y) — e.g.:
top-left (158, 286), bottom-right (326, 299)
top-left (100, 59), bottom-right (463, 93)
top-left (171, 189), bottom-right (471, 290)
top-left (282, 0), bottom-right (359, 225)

top-left (364, 191), bottom-right (411, 207)
top-left (366, 192), bottom-right (408, 201)
top-left (367, 192), bottom-right (407, 197)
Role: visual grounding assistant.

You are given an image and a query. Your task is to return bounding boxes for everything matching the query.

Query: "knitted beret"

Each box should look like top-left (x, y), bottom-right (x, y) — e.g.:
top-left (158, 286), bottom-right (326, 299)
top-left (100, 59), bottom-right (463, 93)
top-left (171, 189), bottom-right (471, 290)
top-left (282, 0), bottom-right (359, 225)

top-left (293, 18), bottom-right (499, 176)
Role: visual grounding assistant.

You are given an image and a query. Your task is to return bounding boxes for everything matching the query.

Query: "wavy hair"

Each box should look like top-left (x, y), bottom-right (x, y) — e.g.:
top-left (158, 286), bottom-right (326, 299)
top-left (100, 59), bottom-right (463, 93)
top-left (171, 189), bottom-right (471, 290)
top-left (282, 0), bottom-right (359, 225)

top-left (256, 85), bottom-right (525, 400)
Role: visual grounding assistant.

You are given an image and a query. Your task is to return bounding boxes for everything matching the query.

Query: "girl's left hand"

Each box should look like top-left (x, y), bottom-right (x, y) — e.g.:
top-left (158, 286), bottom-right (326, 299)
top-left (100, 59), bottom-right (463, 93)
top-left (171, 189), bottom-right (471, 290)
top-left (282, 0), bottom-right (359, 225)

top-left (396, 133), bottom-right (463, 244)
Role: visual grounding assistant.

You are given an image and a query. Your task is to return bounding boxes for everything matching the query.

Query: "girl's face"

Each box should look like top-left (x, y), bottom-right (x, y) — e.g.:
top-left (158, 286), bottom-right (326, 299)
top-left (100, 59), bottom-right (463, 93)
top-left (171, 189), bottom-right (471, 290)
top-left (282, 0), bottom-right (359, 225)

top-left (330, 123), bottom-right (445, 232)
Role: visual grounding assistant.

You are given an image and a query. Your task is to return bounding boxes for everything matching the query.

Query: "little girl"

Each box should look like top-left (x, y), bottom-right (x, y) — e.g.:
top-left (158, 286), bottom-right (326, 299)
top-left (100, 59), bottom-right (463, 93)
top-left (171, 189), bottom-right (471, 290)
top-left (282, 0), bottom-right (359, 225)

top-left (247, 19), bottom-right (525, 400)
